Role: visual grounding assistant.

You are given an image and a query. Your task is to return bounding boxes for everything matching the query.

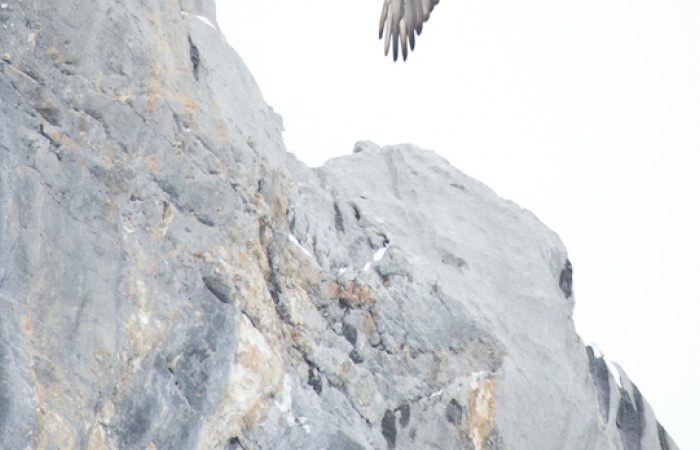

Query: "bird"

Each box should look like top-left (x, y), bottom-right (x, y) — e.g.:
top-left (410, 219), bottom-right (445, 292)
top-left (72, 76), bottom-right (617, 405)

top-left (379, 0), bottom-right (440, 61)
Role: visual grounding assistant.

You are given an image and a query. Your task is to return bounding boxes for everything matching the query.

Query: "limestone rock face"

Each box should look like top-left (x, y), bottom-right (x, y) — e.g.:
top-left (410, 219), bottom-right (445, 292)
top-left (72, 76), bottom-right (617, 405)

top-left (0, 1), bottom-right (678, 449)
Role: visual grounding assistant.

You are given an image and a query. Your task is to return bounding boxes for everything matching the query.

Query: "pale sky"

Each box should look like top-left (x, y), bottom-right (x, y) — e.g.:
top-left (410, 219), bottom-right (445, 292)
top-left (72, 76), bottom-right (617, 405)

top-left (216, 1), bottom-right (699, 447)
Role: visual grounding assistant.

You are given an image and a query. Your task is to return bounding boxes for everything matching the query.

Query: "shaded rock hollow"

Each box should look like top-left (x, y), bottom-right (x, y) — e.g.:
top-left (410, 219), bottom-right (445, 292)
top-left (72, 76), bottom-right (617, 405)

top-left (0, 0), bottom-right (678, 449)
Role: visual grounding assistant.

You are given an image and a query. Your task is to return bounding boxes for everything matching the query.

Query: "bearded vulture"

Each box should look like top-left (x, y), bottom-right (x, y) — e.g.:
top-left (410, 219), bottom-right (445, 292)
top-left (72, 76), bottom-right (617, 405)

top-left (379, 0), bottom-right (440, 61)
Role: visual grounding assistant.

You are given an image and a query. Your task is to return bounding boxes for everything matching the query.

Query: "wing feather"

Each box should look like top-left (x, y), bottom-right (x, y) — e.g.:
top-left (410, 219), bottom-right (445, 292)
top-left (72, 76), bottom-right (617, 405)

top-left (399, 20), bottom-right (407, 61)
top-left (378, 0), bottom-right (440, 61)
top-left (390, 0), bottom-right (401, 61)
top-left (404, 0), bottom-right (417, 53)
top-left (379, 1), bottom-right (389, 38)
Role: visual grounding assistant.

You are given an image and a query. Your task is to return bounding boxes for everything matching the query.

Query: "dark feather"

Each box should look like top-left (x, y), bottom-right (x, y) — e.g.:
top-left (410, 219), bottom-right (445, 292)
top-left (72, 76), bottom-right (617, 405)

top-left (378, 0), bottom-right (440, 61)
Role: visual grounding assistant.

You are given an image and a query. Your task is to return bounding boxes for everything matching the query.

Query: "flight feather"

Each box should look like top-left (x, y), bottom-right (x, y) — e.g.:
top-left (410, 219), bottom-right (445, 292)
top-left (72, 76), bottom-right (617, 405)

top-left (379, 0), bottom-right (439, 61)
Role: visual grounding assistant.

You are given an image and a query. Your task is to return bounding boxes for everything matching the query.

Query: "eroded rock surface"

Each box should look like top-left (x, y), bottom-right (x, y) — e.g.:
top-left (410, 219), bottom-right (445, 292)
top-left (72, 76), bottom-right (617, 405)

top-left (0, 1), bottom-right (678, 449)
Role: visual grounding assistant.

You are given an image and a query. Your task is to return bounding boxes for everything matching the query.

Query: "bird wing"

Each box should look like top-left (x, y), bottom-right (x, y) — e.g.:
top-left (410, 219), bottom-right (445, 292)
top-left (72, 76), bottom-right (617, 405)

top-left (379, 0), bottom-right (439, 61)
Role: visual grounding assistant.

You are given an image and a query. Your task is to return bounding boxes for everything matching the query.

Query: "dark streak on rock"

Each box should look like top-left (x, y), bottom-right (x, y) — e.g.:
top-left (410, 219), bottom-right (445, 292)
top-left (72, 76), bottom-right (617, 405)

top-left (349, 349), bottom-right (364, 364)
top-left (308, 366), bottom-right (322, 394)
top-left (398, 404), bottom-right (410, 428)
top-left (483, 426), bottom-right (504, 449)
top-left (446, 399), bottom-right (463, 425)
top-left (342, 322), bottom-right (358, 345)
top-left (202, 275), bottom-right (232, 304)
top-left (381, 409), bottom-right (397, 449)
top-left (616, 385), bottom-right (645, 450)
top-left (559, 259), bottom-right (573, 298)
top-left (189, 35), bottom-right (200, 80)
top-left (351, 203), bottom-right (361, 221)
top-left (226, 436), bottom-right (246, 450)
top-left (586, 346), bottom-right (611, 422)
top-left (657, 422), bottom-right (671, 450)
top-left (333, 200), bottom-right (345, 233)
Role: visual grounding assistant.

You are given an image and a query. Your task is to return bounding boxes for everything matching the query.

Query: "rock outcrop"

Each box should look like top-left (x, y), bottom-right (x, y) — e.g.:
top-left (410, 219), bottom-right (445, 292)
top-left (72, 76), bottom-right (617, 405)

top-left (0, 0), bottom-right (678, 449)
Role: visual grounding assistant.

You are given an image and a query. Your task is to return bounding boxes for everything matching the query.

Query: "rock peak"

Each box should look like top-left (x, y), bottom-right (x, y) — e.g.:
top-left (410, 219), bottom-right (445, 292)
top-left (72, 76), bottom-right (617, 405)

top-left (0, 1), bottom-right (678, 449)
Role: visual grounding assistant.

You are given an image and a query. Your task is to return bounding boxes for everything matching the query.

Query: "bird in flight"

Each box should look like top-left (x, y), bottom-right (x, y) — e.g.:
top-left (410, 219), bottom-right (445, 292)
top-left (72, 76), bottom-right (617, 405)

top-left (379, 0), bottom-right (440, 61)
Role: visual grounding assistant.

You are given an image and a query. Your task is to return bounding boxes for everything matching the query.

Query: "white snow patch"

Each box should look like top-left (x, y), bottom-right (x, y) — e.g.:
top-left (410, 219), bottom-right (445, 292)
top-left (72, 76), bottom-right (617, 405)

top-left (274, 374), bottom-right (295, 426)
top-left (297, 416), bottom-right (311, 433)
top-left (589, 343), bottom-right (603, 359)
top-left (467, 371), bottom-right (489, 391)
top-left (195, 15), bottom-right (216, 29)
top-left (373, 245), bottom-right (388, 262)
top-left (121, 217), bottom-right (135, 233)
top-left (338, 266), bottom-right (348, 275)
top-left (288, 234), bottom-right (312, 258)
top-left (180, 11), bottom-right (216, 30)
top-left (604, 358), bottom-right (622, 388)
top-left (429, 389), bottom-right (444, 399)
top-left (362, 262), bottom-right (371, 272)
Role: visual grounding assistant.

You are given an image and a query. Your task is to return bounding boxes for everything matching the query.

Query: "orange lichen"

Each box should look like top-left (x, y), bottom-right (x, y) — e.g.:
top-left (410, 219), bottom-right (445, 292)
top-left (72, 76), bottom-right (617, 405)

top-left (467, 374), bottom-right (497, 450)
top-left (338, 281), bottom-right (375, 308)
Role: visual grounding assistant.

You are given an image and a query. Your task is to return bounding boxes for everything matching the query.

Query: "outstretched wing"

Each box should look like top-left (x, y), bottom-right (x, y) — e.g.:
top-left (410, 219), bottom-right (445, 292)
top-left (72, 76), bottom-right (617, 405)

top-left (379, 0), bottom-right (440, 61)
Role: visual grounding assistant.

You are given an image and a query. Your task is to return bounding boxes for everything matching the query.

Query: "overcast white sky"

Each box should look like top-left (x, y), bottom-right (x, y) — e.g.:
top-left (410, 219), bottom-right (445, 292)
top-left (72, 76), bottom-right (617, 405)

top-left (216, 1), bottom-right (699, 447)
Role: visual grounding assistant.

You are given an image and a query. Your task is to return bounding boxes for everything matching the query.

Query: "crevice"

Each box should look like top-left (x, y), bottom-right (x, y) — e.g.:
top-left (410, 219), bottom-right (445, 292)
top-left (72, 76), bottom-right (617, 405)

top-left (586, 346), bottom-right (611, 422)
top-left (259, 222), bottom-right (292, 324)
top-left (202, 274), bottom-right (232, 305)
top-left (226, 437), bottom-right (248, 450)
top-left (287, 208), bottom-right (296, 235)
top-left (195, 215), bottom-right (214, 227)
top-left (333, 200), bottom-right (345, 233)
top-left (559, 259), bottom-right (573, 298)
top-left (350, 203), bottom-right (361, 221)
top-left (349, 349), bottom-right (364, 364)
top-left (307, 365), bottom-right (323, 394)
top-left (188, 35), bottom-right (200, 80)
top-left (381, 409), bottom-right (397, 449)
top-left (341, 322), bottom-right (358, 345)
top-left (397, 404), bottom-right (410, 428)
top-left (616, 385), bottom-right (645, 450)
top-left (445, 398), bottom-right (463, 425)
top-left (657, 422), bottom-right (671, 450)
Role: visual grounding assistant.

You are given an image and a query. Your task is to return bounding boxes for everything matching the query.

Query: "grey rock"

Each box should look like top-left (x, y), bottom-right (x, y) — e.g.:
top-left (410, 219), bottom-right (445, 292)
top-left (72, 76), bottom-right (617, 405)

top-left (0, 0), bottom-right (679, 449)
top-left (587, 345), bottom-right (612, 422)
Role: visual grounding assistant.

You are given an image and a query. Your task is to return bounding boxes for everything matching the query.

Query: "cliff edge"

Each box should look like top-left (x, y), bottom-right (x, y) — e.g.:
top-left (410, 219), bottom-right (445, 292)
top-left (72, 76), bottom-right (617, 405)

top-left (0, 0), bottom-right (678, 449)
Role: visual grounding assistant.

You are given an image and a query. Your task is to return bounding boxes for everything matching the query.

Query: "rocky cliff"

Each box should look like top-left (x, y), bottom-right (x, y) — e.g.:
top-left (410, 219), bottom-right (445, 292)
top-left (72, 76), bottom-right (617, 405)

top-left (0, 0), bottom-right (678, 449)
